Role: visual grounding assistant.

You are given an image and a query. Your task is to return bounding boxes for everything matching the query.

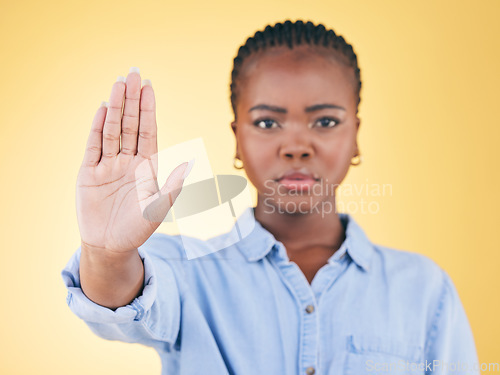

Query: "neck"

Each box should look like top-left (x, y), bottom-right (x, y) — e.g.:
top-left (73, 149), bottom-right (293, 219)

top-left (253, 195), bottom-right (346, 253)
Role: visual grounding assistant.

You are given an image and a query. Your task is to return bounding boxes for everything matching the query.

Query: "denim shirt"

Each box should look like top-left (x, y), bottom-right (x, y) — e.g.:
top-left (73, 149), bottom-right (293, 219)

top-left (61, 209), bottom-right (479, 375)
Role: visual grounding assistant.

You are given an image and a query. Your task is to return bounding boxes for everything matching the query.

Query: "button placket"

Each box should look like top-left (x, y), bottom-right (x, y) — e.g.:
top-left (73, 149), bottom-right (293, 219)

top-left (271, 243), bottom-right (319, 375)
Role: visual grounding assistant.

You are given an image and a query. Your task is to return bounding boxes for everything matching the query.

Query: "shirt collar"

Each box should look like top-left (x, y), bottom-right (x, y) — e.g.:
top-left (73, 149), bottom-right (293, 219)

top-left (234, 206), bottom-right (374, 272)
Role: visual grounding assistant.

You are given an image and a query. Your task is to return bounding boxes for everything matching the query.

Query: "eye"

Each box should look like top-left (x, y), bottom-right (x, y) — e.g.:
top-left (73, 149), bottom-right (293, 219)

top-left (314, 117), bottom-right (339, 128)
top-left (253, 118), bottom-right (279, 129)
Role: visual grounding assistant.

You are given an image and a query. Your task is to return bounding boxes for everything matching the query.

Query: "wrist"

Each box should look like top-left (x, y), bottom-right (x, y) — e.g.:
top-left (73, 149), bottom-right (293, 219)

top-left (81, 241), bottom-right (139, 267)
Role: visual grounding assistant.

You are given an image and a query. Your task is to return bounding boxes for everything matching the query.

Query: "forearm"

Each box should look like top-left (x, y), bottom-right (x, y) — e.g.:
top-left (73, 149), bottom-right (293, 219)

top-left (80, 243), bottom-right (145, 310)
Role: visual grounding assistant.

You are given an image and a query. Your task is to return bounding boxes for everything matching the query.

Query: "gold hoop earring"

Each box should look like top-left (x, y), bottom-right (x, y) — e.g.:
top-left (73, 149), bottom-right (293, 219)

top-left (351, 153), bottom-right (362, 166)
top-left (233, 156), bottom-right (244, 170)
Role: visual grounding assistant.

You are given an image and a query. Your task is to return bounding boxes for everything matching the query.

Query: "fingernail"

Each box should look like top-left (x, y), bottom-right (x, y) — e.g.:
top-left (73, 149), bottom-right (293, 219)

top-left (129, 67), bottom-right (140, 74)
top-left (117, 76), bottom-right (126, 83)
top-left (182, 158), bottom-right (195, 179)
top-left (142, 79), bottom-right (152, 87)
top-left (100, 101), bottom-right (109, 108)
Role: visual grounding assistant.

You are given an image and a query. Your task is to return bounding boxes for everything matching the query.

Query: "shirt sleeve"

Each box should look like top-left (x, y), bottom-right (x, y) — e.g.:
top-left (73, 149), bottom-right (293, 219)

top-left (61, 234), bottom-right (182, 349)
top-left (424, 269), bottom-right (479, 374)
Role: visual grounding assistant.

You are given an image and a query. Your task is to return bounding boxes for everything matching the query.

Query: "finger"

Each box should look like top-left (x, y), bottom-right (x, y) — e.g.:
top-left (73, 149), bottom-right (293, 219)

top-left (120, 68), bottom-right (141, 156)
top-left (102, 77), bottom-right (126, 159)
top-left (143, 161), bottom-right (194, 223)
top-left (160, 159), bottom-right (194, 195)
top-left (137, 80), bottom-right (157, 159)
top-left (82, 102), bottom-right (107, 167)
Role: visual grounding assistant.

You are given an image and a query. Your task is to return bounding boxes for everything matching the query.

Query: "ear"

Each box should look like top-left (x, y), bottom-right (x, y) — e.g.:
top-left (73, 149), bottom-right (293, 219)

top-left (354, 116), bottom-right (361, 153)
top-left (231, 120), bottom-right (237, 136)
top-left (231, 120), bottom-right (239, 158)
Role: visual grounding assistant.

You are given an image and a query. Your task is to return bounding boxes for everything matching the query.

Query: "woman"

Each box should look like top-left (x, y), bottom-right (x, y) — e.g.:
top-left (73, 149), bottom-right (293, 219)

top-left (62, 20), bottom-right (479, 374)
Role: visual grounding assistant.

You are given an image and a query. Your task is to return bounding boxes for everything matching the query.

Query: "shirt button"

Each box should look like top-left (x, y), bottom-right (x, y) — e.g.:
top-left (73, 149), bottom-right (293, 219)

top-left (305, 304), bottom-right (315, 314)
top-left (305, 367), bottom-right (315, 375)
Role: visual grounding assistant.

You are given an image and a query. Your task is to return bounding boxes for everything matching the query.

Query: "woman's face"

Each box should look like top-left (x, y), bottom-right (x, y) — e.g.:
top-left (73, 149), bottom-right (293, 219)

top-left (231, 45), bottom-right (360, 214)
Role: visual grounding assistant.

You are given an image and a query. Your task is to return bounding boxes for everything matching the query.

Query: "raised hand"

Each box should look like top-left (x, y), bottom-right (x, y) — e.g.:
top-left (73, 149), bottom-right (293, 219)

top-left (76, 68), bottom-right (193, 254)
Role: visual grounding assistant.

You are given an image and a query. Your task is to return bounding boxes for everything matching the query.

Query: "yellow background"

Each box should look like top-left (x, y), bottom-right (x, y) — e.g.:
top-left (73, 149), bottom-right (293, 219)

top-left (1, 0), bottom-right (498, 373)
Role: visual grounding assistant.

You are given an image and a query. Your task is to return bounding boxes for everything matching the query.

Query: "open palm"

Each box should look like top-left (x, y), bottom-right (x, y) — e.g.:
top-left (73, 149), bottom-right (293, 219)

top-left (76, 69), bottom-right (191, 254)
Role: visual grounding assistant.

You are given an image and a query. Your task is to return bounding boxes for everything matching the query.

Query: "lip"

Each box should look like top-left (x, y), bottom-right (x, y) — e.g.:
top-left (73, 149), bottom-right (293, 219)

top-left (275, 168), bottom-right (320, 192)
top-left (275, 168), bottom-right (319, 182)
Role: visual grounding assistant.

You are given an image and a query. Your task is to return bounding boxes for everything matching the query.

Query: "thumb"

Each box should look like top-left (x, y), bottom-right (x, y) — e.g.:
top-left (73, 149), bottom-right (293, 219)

top-left (143, 159), bottom-right (195, 223)
top-left (159, 158), bottom-right (195, 197)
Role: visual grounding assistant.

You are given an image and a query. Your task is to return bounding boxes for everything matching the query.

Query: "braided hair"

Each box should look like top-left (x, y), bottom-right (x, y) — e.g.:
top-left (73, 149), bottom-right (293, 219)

top-left (230, 20), bottom-right (362, 118)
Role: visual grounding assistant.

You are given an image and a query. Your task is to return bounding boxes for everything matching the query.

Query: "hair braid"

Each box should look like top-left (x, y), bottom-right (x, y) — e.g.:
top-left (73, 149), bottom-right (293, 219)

top-left (283, 21), bottom-right (293, 48)
top-left (263, 25), bottom-right (276, 47)
top-left (294, 20), bottom-right (304, 45)
top-left (314, 25), bottom-right (326, 44)
top-left (230, 19), bottom-right (362, 118)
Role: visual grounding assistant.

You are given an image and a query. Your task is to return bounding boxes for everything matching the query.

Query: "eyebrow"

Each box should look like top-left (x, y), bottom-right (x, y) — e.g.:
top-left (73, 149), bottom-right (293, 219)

top-left (248, 103), bottom-right (346, 113)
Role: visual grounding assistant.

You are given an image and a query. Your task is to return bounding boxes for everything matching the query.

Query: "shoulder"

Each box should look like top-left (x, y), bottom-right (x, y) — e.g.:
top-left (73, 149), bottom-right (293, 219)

top-left (369, 244), bottom-right (460, 324)
top-left (372, 244), bottom-right (444, 281)
top-left (368, 244), bottom-right (450, 302)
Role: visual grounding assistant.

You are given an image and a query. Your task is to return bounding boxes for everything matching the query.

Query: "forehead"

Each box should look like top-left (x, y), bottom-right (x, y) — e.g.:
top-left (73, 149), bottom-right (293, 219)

top-left (237, 45), bottom-right (357, 111)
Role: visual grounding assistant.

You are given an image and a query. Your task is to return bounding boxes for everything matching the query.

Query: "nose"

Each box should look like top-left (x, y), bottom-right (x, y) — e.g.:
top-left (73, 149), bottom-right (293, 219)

top-left (279, 131), bottom-right (315, 161)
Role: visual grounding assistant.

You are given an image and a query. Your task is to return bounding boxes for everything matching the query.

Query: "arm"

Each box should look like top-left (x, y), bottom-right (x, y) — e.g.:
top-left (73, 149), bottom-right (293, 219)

top-left (80, 243), bottom-right (144, 310)
top-left (73, 68), bottom-right (192, 311)
top-left (62, 234), bottom-right (183, 346)
top-left (63, 68), bottom-right (191, 345)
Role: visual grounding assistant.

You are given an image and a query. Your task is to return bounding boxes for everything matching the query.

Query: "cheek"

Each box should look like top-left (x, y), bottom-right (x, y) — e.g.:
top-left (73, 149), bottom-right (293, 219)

top-left (323, 131), bottom-right (352, 156)
top-left (238, 134), bottom-right (274, 177)
top-left (319, 133), bottom-right (356, 180)
top-left (324, 141), bottom-right (351, 165)
top-left (238, 127), bottom-right (278, 160)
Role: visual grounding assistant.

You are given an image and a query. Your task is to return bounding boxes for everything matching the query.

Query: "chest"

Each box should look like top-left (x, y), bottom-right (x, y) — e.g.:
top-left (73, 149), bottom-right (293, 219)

top-left (182, 255), bottom-right (426, 375)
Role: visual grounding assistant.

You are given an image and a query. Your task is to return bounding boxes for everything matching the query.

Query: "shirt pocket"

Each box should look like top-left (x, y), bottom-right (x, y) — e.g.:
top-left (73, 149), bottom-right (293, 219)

top-left (343, 334), bottom-right (425, 375)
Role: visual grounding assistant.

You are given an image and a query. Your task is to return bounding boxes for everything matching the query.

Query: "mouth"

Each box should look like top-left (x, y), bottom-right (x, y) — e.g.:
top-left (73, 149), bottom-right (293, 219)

top-left (274, 168), bottom-right (320, 192)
